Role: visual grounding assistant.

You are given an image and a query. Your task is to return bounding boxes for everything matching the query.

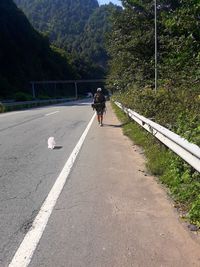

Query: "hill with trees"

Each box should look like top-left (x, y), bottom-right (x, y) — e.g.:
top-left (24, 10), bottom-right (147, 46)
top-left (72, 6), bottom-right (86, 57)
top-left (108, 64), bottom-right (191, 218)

top-left (0, 0), bottom-right (76, 99)
top-left (14, 0), bottom-right (99, 48)
top-left (14, 0), bottom-right (121, 78)
top-left (79, 4), bottom-right (118, 67)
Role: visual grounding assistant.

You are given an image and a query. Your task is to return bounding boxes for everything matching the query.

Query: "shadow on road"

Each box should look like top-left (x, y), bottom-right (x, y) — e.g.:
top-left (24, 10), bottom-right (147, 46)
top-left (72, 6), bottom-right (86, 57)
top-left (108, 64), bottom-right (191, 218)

top-left (53, 146), bottom-right (63, 150)
top-left (103, 122), bottom-right (129, 128)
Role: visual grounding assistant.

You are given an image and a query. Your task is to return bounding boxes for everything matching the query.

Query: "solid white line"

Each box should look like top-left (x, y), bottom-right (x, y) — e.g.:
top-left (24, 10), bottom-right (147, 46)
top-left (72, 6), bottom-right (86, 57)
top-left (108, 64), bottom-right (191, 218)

top-left (9, 113), bottom-right (96, 267)
top-left (45, 111), bottom-right (59, 116)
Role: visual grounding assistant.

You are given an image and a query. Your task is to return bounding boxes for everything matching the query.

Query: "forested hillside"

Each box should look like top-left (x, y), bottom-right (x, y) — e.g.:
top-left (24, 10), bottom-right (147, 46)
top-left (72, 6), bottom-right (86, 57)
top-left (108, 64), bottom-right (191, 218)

top-left (14, 0), bottom-right (121, 77)
top-left (79, 4), bottom-right (119, 68)
top-left (14, 0), bottom-right (99, 48)
top-left (0, 0), bottom-right (75, 99)
top-left (108, 0), bottom-right (200, 226)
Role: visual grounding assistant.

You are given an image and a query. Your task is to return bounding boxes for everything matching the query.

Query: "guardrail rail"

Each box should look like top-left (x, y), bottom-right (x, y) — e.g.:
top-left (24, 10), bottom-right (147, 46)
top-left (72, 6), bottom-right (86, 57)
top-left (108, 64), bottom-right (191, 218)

top-left (115, 102), bottom-right (200, 172)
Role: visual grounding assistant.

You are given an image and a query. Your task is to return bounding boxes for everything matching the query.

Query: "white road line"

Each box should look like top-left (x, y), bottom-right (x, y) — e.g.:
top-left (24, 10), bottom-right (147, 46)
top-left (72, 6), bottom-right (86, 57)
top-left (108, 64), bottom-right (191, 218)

top-left (45, 111), bottom-right (59, 116)
top-left (9, 113), bottom-right (96, 267)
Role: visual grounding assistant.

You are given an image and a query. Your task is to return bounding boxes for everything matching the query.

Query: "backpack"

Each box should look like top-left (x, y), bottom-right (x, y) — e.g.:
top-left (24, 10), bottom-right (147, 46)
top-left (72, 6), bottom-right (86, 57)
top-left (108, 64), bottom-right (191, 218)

top-left (92, 93), bottom-right (106, 110)
top-left (94, 93), bottom-right (105, 103)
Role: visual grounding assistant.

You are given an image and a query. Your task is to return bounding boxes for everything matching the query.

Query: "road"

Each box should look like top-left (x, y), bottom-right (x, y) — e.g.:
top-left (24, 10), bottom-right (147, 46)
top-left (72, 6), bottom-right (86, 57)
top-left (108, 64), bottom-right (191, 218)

top-left (0, 100), bottom-right (93, 266)
top-left (0, 101), bottom-right (200, 267)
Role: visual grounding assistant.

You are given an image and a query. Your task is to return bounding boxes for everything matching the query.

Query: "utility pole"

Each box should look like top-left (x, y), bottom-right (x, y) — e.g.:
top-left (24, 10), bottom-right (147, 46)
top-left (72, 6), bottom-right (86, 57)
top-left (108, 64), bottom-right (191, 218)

top-left (155, 0), bottom-right (157, 93)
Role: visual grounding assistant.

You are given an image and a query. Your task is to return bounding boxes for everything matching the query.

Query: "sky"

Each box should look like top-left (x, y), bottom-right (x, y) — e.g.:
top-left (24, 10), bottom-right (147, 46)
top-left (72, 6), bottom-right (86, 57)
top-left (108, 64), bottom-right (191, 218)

top-left (98, 0), bottom-right (122, 6)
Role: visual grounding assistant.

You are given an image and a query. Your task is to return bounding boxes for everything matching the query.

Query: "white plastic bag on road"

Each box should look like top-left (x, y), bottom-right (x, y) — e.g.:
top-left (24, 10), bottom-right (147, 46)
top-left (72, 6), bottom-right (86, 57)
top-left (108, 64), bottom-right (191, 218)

top-left (48, 137), bottom-right (56, 149)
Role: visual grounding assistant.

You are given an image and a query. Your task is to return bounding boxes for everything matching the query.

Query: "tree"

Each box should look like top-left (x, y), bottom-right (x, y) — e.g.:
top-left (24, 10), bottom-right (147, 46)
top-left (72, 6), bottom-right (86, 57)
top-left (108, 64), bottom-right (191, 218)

top-left (160, 0), bottom-right (200, 88)
top-left (107, 0), bottom-right (200, 92)
top-left (107, 0), bottom-right (155, 91)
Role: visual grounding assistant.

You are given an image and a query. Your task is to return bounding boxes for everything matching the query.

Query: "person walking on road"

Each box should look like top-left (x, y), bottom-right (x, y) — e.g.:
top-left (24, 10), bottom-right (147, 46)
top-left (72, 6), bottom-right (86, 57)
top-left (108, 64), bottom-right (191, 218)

top-left (92, 88), bottom-right (106, 126)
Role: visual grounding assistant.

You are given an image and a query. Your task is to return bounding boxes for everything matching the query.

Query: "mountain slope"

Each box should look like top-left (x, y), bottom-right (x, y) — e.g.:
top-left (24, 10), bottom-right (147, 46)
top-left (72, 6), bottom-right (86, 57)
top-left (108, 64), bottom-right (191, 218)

top-left (14, 0), bottom-right (99, 48)
top-left (0, 0), bottom-right (75, 98)
top-left (14, 0), bottom-right (121, 77)
top-left (79, 4), bottom-right (120, 66)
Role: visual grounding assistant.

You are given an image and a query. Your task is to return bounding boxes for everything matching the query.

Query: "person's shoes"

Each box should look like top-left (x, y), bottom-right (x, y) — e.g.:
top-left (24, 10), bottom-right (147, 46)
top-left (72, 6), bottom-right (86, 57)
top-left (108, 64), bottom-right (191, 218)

top-left (100, 123), bottom-right (103, 127)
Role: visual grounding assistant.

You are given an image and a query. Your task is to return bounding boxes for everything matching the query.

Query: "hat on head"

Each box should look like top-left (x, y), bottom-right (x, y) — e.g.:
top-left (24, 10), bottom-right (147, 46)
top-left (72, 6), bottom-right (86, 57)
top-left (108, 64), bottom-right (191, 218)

top-left (97, 88), bottom-right (102, 92)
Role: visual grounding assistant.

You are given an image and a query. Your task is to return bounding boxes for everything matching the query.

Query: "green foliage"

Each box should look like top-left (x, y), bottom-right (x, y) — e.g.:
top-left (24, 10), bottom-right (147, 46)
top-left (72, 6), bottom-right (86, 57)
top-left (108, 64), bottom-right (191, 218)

top-left (0, 102), bottom-right (5, 113)
top-left (14, 0), bottom-right (121, 79)
top-left (0, 0), bottom-right (76, 99)
top-left (107, 0), bottom-right (200, 91)
top-left (114, 87), bottom-right (200, 143)
top-left (79, 4), bottom-right (120, 68)
top-left (14, 92), bottom-right (33, 101)
top-left (160, 0), bottom-right (200, 88)
top-left (189, 197), bottom-right (200, 227)
top-left (161, 155), bottom-right (200, 226)
top-left (15, 0), bottom-right (99, 41)
top-left (106, 1), bottom-right (155, 90)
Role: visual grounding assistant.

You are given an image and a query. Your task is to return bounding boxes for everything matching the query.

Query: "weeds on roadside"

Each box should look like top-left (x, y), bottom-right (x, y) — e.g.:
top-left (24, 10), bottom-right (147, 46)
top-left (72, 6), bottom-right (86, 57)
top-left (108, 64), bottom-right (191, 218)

top-left (0, 102), bottom-right (5, 113)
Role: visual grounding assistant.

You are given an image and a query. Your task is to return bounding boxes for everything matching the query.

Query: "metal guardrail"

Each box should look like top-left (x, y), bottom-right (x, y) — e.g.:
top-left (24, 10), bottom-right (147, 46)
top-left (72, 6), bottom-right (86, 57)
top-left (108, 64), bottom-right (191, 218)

top-left (115, 102), bottom-right (200, 172)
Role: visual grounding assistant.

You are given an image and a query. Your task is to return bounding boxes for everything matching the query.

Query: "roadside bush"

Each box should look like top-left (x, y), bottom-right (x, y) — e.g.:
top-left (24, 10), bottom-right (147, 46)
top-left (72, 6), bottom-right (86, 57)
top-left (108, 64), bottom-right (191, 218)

top-left (189, 197), bottom-right (200, 227)
top-left (14, 92), bottom-right (33, 101)
top-left (0, 102), bottom-right (5, 113)
top-left (114, 86), bottom-right (200, 145)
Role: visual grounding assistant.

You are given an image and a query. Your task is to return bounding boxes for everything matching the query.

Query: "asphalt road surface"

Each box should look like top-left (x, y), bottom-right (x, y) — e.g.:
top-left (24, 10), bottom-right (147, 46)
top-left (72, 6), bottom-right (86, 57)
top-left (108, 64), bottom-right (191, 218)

top-left (0, 101), bottom-right (200, 267)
